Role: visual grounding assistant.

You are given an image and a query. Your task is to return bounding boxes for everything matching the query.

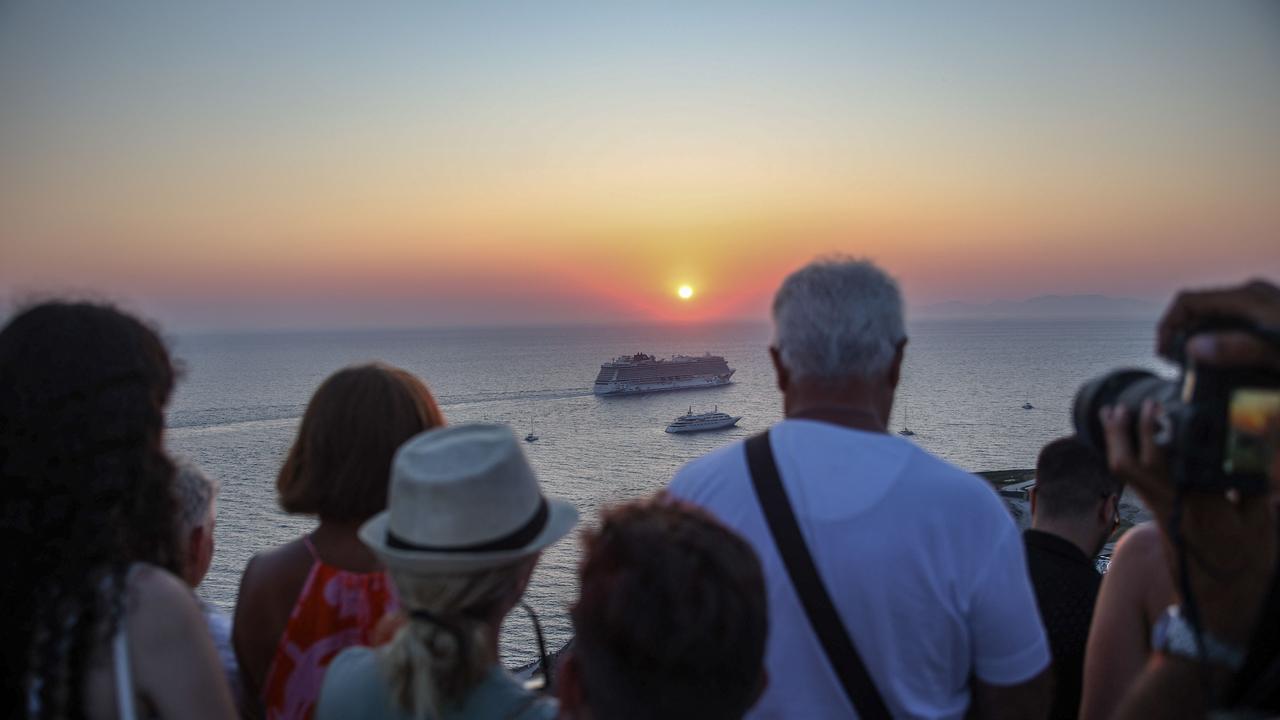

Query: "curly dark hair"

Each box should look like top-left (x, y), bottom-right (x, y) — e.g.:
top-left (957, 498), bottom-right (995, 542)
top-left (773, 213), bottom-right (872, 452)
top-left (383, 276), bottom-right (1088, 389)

top-left (0, 302), bottom-right (181, 719)
top-left (570, 496), bottom-right (768, 720)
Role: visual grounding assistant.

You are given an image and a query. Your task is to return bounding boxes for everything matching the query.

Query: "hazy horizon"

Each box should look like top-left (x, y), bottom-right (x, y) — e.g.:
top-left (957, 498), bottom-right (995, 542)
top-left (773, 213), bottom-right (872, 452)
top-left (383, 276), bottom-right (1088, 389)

top-left (0, 291), bottom-right (1163, 336)
top-left (3, 1), bottom-right (1277, 330)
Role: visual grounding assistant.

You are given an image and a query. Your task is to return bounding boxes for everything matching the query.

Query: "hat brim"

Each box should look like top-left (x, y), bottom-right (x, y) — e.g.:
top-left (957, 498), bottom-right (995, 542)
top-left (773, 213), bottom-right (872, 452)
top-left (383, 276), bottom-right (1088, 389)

top-left (359, 497), bottom-right (579, 574)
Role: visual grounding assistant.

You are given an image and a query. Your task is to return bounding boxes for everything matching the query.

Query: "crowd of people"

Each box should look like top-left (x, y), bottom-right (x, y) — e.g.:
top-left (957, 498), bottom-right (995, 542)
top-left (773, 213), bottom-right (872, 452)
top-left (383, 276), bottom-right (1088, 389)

top-left (0, 258), bottom-right (1276, 719)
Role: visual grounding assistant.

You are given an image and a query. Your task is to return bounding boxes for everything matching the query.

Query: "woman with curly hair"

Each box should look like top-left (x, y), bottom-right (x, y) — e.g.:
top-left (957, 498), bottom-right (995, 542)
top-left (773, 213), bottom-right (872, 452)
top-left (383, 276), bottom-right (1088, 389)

top-left (0, 302), bottom-right (235, 719)
top-left (233, 363), bottom-right (445, 720)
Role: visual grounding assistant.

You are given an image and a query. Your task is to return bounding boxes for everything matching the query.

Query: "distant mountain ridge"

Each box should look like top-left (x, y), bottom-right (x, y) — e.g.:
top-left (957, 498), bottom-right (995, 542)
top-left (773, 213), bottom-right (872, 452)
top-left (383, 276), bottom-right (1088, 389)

top-left (915, 294), bottom-right (1160, 320)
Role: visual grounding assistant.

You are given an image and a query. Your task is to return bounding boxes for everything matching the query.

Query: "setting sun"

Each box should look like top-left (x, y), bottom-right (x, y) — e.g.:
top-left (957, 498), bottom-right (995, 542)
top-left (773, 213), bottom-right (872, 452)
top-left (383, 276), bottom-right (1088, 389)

top-left (677, 284), bottom-right (694, 300)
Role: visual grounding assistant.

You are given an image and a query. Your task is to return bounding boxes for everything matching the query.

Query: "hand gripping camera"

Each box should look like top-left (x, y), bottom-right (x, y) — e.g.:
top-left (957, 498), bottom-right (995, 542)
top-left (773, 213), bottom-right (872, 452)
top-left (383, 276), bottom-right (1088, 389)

top-left (1073, 321), bottom-right (1280, 495)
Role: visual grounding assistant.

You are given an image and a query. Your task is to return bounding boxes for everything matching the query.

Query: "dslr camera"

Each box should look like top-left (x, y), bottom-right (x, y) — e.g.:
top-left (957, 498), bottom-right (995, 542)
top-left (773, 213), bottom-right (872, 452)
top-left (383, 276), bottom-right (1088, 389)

top-left (1073, 321), bottom-right (1280, 495)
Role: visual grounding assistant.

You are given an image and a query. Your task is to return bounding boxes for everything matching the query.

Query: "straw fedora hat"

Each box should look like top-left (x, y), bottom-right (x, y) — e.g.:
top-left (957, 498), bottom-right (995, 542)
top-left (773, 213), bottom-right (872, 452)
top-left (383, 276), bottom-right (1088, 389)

top-left (360, 423), bottom-right (578, 573)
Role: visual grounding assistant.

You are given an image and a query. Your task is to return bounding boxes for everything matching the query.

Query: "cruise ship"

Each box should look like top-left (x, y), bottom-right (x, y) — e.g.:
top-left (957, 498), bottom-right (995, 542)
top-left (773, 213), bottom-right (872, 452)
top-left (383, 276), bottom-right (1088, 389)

top-left (666, 407), bottom-right (742, 433)
top-left (593, 352), bottom-right (735, 396)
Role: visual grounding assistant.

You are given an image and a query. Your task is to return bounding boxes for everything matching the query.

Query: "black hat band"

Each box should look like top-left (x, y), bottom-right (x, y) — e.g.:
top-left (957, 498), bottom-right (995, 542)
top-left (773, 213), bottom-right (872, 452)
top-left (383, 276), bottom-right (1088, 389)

top-left (386, 498), bottom-right (549, 554)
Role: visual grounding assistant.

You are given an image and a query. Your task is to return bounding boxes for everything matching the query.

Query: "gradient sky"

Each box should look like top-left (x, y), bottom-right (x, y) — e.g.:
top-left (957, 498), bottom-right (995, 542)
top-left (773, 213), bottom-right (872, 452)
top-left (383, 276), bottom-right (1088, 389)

top-left (2, 1), bottom-right (1278, 329)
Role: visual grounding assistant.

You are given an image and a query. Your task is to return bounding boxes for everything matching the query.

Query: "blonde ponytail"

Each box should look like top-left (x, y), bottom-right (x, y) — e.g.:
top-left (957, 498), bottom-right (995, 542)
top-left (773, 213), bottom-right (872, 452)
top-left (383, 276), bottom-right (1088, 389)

top-left (379, 560), bottom-right (534, 718)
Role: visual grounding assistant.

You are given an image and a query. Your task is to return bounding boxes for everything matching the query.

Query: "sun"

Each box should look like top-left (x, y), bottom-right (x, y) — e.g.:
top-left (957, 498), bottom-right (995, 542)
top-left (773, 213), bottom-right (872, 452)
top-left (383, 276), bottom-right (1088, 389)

top-left (677, 284), bottom-right (694, 300)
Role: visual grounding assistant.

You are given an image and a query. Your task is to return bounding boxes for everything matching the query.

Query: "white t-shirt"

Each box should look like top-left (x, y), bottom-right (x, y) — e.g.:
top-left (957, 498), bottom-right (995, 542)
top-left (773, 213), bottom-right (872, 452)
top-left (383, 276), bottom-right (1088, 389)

top-left (668, 419), bottom-right (1050, 719)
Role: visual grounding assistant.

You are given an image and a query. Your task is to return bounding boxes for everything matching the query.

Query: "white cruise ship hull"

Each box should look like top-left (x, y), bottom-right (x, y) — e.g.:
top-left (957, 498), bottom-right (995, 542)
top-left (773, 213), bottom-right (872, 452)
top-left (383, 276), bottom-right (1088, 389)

top-left (665, 416), bottom-right (742, 433)
top-left (593, 374), bottom-right (733, 396)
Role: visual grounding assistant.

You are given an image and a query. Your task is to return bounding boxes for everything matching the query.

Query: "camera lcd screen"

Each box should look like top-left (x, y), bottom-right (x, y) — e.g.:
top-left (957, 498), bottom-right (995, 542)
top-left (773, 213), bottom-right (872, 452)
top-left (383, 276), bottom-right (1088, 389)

top-left (1225, 387), bottom-right (1280, 476)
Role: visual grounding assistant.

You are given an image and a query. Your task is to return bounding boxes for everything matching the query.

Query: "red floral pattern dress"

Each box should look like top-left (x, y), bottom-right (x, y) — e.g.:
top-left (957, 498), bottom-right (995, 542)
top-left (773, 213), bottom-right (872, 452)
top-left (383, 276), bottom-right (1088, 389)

top-left (262, 536), bottom-right (399, 720)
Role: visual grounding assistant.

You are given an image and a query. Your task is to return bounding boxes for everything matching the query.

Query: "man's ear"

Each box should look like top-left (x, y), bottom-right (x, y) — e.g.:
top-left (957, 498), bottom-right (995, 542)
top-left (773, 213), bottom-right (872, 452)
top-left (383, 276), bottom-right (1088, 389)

top-left (769, 346), bottom-right (789, 393)
top-left (887, 338), bottom-right (907, 389)
top-left (1099, 494), bottom-right (1118, 527)
top-left (557, 649), bottom-right (587, 719)
top-left (1027, 486), bottom-right (1038, 518)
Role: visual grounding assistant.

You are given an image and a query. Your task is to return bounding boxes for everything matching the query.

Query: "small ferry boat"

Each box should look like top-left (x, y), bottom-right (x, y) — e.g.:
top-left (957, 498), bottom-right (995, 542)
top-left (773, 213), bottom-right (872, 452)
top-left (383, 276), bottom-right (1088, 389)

top-left (1022, 402), bottom-right (1034, 410)
top-left (665, 407), bottom-right (742, 434)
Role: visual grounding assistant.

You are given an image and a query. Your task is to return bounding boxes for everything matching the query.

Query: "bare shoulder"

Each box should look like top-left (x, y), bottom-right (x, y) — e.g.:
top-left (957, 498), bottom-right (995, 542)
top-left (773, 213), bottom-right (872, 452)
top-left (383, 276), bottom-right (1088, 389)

top-left (128, 564), bottom-right (202, 628)
top-left (1106, 522), bottom-right (1175, 619)
top-left (246, 537), bottom-right (311, 577)
top-left (82, 566), bottom-right (198, 717)
top-left (239, 539), bottom-right (312, 603)
top-left (233, 538), bottom-right (313, 642)
top-left (124, 563), bottom-right (209, 661)
top-left (1112, 522), bottom-right (1166, 567)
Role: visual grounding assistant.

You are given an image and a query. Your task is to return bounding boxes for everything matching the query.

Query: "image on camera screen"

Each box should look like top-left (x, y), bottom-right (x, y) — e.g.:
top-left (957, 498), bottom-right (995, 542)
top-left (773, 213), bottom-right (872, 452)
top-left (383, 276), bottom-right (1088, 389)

top-left (1225, 387), bottom-right (1280, 476)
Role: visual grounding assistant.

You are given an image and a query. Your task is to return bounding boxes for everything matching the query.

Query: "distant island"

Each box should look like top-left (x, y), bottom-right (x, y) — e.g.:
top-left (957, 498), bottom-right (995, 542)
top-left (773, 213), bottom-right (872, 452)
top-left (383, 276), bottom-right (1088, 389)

top-left (913, 294), bottom-right (1161, 320)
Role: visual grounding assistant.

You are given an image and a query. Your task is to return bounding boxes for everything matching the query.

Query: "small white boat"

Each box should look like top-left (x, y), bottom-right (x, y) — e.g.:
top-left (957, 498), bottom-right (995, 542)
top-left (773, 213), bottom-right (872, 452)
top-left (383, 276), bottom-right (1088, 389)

top-left (666, 406), bottom-right (741, 434)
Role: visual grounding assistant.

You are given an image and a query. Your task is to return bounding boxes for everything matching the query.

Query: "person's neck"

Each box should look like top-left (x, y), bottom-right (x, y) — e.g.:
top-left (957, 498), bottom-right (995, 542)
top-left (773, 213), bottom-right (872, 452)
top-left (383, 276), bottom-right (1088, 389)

top-left (784, 380), bottom-right (891, 434)
top-left (1030, 517), bottom-right (1103, 559)
top-left (311, 519), bottom-right (383, 572)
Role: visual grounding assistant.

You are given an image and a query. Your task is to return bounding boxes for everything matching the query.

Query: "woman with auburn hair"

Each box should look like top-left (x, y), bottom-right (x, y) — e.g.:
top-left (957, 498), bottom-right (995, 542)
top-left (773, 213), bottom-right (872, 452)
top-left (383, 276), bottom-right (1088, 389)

top-left (233, 364), bottom-right (444, 720)
top-left (0, 302), bottom-right (236, 719)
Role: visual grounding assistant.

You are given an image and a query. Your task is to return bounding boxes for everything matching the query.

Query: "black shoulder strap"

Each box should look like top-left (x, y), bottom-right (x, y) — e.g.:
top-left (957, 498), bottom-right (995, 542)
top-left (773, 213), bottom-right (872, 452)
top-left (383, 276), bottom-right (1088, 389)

top-left (745, 432), bottom-right (891, 719)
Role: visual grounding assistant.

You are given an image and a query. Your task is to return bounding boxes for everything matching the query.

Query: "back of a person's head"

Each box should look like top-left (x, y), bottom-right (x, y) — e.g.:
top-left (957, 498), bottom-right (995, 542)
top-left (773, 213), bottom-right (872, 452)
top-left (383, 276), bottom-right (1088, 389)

top-left (773, 256), bottom-right (905, 384)
top-left (277, 363), bottom-right (443, 521)
top-left (570, 497), bottom-right (767, 720)
top-left (381, 561), bottom-right (534, 718)
top-left (171, 457), bottom-right (220, 588)
top-left (172, 457), bottom-right (220, 537)
top-left (0, 301), bottom-right (179, 719)
top-left (1034, 435), bottom-right (1118, 519)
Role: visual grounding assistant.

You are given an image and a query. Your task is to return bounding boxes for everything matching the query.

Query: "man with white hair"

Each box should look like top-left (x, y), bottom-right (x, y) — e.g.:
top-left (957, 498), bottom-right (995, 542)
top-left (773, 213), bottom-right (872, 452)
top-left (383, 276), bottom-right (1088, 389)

top-left (669, 257), bottom-right (1050, 718)
top-left (172, 457), bottom-right (242, 707)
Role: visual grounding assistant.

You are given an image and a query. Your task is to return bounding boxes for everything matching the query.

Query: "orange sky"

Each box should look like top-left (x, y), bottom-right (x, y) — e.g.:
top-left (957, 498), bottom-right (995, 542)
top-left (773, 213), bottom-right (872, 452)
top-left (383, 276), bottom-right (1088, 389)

top-left (1, 3), bottom-right (1278, 329)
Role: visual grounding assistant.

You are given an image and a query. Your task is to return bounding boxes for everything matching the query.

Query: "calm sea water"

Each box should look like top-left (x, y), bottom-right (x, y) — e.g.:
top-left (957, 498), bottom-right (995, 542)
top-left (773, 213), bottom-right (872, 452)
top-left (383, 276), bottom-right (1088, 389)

top-left (168, 319), bottom-right (1166, 665)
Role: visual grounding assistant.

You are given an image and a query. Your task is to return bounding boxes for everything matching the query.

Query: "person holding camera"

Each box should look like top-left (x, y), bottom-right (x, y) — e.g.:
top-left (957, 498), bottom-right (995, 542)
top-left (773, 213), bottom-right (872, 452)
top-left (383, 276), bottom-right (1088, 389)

top-left (1081, 279), bottom-right (1280, 718)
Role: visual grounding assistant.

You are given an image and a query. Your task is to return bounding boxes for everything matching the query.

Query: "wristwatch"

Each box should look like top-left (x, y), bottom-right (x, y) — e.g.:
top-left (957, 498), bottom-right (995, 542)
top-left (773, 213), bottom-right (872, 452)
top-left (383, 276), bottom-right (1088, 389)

top-left (1151, 605), bottom-right (1246, 671)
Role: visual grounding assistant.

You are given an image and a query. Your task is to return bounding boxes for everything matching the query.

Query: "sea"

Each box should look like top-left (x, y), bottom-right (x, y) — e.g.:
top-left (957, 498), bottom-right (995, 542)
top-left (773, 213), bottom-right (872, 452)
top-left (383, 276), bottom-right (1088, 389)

top-left (167, 318), bottom-right (1167, 666)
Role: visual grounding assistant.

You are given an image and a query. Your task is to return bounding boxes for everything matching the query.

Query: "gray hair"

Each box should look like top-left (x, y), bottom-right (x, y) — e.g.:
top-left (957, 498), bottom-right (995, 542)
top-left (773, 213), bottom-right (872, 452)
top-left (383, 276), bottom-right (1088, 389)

top-left (172, 457), bottom-right (220, 535)
top-left (772, 257), bottom-right (906, 383)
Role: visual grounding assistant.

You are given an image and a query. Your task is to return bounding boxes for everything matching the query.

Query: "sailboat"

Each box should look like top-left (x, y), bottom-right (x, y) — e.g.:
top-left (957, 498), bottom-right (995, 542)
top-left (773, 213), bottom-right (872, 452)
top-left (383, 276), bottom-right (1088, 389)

top-left (898, 403), bottom-right (916, 437)
top-left (524, 416), bottom-right (539, 443)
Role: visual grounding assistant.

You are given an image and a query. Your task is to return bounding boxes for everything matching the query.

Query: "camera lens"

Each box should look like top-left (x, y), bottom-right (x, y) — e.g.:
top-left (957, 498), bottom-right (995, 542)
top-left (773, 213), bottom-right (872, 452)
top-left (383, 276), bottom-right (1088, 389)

top-left (1072, 369), bottom-right (1179, 456)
